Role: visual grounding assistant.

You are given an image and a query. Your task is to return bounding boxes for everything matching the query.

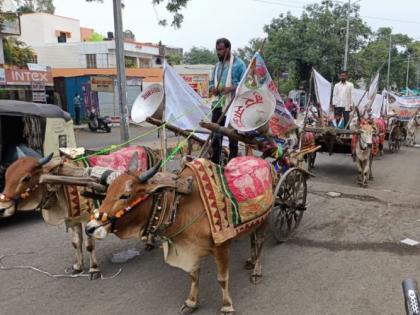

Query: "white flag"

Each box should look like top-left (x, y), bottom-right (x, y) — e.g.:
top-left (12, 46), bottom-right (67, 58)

top-left (313, 68), bottom-right (332, 114)
top-left (163, 62), bottom-right (210, 139)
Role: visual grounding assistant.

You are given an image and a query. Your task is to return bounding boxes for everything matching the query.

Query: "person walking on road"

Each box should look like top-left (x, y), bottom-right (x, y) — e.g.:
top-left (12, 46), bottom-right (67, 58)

top-left (73, 93), bottom-right (82, 125)
top-left (209, 38), bottom-right (246, 164)
top-left (332, 70), bottom-right (354, 128)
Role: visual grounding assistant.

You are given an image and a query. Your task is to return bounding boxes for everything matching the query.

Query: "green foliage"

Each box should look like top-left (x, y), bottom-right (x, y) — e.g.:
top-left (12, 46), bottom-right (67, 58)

top-left (3, 37), bottom-right (36, 66)
top-left (152, 0), bottom-right (190, 29)
top-left (89, 32), bottom-right (104, 42)
top-left (86, 0), bottom-right (189, 28)
top-left (354, 27), bottom-right (418, 89)
top-left (15, 0), bottom-right (55, 14)
top-left (262, 1), bottom-right (371, 86)
top-left (124, 56), bottom-right (136, 68)
top-left (236, 38), bottom-right (265, 64)
top-left (238, 1), bottom-right (420, 90)
top-left (167, 53), bottom-right (182, 65)
top-left (183, 46), bottom-right (218, 65)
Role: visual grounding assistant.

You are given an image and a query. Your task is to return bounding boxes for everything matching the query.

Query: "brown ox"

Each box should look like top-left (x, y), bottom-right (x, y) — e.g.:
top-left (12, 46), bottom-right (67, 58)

top-left (86, 155), bottom-right (270, 314)
top-left (0, 154), bottom-right (106, 279)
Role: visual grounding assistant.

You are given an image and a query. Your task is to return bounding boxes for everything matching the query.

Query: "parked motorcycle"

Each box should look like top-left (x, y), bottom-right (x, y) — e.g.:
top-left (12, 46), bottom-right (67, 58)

top-left (88, 108), bottom-right (112, 133)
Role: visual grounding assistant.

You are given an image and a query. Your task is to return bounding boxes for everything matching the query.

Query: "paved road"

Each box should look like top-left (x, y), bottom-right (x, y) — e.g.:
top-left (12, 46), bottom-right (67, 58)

top-left (1, 131), bottom-right (420, 314)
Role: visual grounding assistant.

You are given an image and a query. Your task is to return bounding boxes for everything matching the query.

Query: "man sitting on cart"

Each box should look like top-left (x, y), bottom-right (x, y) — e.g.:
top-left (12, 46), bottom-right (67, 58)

top-left (332, 70), bottom-right (354, 128)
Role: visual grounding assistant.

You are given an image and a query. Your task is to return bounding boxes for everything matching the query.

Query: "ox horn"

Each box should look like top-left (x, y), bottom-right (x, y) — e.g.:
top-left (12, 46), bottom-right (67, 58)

top-left (38, 152), bottom-right (54, 167)
top-left (138, 160), bottom-right (161, 183)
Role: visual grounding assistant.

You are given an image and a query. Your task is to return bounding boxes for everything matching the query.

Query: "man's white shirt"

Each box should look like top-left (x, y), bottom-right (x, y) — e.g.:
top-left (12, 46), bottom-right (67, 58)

top-left (333, 81), bottom-right (354, 111)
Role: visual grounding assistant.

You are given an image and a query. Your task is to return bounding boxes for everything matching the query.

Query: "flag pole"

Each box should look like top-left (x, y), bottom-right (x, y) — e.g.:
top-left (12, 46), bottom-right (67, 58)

top-left (300, 70), bottom-right (314, 150)
top-left (161, 62), bottom-right (168, 171)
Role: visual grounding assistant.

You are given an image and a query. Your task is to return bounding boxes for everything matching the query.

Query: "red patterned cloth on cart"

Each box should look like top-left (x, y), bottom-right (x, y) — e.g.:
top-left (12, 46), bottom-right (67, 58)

top-left (88, 146), bottom-right (153, 172)
top-left (185, 157), bottom-right (273, 245)
top-left (374, 118), bottom-right (386, 147)
top-left (301, 132), bottom-right (315, 148)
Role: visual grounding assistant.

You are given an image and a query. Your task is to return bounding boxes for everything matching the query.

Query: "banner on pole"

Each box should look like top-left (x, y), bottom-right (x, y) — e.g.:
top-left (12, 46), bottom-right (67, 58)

top-left (226, 52), bottom-right (296, 136)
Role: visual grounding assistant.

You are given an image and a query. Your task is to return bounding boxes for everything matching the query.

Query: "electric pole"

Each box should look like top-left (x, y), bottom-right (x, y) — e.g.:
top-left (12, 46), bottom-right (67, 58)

top-left (386, 33), bottom-right (392, 89)
top-left (406, 54), bottom-right (411, 95)
top-left (343, 0), bottom-right (351, 71)
top-left (113, 0), bottom-right (130, 143)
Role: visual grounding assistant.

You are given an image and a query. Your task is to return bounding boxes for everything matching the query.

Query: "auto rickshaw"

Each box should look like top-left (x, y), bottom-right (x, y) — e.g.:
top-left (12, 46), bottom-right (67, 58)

top-left (0, 100), bottom-right (76, 190)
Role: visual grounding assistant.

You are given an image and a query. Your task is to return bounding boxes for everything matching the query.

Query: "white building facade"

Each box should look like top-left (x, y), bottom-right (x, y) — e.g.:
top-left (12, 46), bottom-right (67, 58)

top-left (18, 13), bottom-right (164, 69)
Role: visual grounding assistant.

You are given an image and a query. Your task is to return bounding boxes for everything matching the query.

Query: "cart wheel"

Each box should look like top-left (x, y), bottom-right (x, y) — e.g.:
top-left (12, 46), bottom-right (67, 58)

top-left (269, 167), bottom-right (307, 242)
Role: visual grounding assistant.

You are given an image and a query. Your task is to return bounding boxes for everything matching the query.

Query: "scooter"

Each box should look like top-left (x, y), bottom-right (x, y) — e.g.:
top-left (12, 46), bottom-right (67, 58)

top-left (88, 108), bottom-right (112, 133)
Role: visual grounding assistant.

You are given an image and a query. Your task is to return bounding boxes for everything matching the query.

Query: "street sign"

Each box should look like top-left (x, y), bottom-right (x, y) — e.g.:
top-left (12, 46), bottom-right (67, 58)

top-left (91, 76), bottom-right (114, 93)
top-left (181, 74), bottom-right (209, 98)
top-left (32, 91), bottom-right (46, 102)
top-left (5, 69), bottom-right (53, 86)
top-left (31, 80), bottom-right (45, 91)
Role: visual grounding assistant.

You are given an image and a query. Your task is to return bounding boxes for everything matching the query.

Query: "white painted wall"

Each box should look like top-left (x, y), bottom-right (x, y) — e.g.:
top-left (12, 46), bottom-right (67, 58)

top-left (32, 44), bottom-right (81, 68)
top-left (19, 13), bottom-right (81, 47)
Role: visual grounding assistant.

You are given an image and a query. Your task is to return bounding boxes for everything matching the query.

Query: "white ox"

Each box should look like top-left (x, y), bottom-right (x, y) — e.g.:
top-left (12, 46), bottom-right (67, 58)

top-left (406, 112), bottom-right (420, 146)
top-left (354, 123), bottom-right (374, 187)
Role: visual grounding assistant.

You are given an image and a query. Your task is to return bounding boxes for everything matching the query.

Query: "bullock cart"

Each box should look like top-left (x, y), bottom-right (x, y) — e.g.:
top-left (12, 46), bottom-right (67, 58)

top-left (200, 121), bottom-right (318, 242)
top-left (303, 126), bottom-right (358, 156)
top-left (303, 120), bottom-right (376, 187)
top-left (384, 115), bottom-right (406, 153)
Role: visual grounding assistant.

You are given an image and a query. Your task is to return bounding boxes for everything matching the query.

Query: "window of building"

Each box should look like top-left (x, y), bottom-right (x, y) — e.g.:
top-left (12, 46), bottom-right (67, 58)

top-left (86, 54), bottom-right (97, 69)
top-left (125, 56), bottom-right (137, 68)
top-left (29, 54), bottom-right (38, 64)
top-left (139, 58), bottom-right (151, 68)
top-left (57, 32), bottom-right (67, 43)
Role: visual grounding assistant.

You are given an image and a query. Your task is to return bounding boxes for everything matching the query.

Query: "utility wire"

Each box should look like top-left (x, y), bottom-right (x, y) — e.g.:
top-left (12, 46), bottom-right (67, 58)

top-left (252, 0), bottom-right (420, 25)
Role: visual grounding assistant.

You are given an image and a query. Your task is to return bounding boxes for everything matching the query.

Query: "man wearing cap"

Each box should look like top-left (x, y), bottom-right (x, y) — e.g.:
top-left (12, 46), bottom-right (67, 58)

top-left (209, 37), bottom-right (246, 164)
top-left (332, 70), bottom-right (354, 128)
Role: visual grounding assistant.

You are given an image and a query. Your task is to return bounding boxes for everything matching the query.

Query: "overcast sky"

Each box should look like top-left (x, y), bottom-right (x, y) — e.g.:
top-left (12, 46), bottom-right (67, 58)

top-left (55, 0), bottom-right (420, 51)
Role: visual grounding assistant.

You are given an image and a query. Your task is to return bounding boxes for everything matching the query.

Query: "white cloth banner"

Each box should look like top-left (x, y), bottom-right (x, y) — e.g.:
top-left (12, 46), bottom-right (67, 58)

top-left (384, 90), bottom-right (420, 120)
top-left (314, 69), bottom-right (383, 118)
top-left (313, 68), bottom-right (331, 114)
top-left (226, 52), bottom-right (296, 136)
top-left (367, 73), bottom-right (379, 105)
top-left (163, 62), bottom-right (210, 140)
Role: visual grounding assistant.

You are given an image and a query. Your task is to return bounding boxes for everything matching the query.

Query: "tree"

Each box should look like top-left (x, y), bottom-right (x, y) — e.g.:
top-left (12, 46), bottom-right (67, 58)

top-left (236, 38), bottom-right (264, 64)
top-left (183, 46), bottom-right (217, 65)
top-left (89, 32), bottom-right (104, 42)
top-left (167, 53), bottom-right (182, 65)
top-left (354, 27), bottom-right (419, 90)
top-left (151, 0), bottom-right (190, 28)
top-left (262, 0), bottom-right (371, 88)
top-left (15, 0), bottom-right (55, 14)
top-left (86, 0), bottom-right (190, 28)
top-left (123, 29), bottom-right (135, 40)
top-left (3, 37), bottom-right (36, 66)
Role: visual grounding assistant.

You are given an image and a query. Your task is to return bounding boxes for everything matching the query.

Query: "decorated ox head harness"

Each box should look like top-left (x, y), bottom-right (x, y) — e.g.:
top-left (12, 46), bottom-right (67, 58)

top-left (0, 153), bottom-right (54, 210)
top-left (87, 161), bottom-right (162, 234)
top-left (358, 124), bottom-right (374, 151)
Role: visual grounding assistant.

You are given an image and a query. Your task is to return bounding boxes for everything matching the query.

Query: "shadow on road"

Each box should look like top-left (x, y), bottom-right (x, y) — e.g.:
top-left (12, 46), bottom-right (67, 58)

top-left (0, 211), bottom-right (42, 229)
